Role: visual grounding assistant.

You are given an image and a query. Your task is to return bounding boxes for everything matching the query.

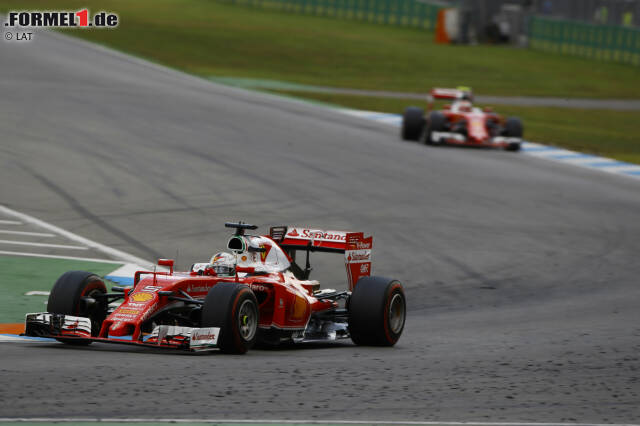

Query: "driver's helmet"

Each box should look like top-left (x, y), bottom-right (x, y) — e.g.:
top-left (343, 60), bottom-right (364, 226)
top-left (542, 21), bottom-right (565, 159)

top-left (210, 251), bottom-right (236, 276)
top-left (457, 100), bottom-right (473, 112)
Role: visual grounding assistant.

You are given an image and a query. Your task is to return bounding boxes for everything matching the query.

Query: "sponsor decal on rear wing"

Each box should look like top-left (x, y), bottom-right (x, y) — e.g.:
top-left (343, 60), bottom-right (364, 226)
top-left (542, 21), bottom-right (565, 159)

top-left (276, 227), bottom-right (349, 252)
top-left (345, 233), bottom-right (372, 291)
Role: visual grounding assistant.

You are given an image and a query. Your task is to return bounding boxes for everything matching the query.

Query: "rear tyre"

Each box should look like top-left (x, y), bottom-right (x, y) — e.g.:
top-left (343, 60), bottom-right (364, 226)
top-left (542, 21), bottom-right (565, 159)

top-left (424, 111), bottom-right (447, 145)
top-left (504, 117), bottom-right (523, 138)
top-left (201, 283), bottom-right (258, 354)
top-left (47, 271), bottom-right (107, 345)
top-left (348, 276), bottom-right (406, 346)
top-left (401, 107), bottom-right (425, 141)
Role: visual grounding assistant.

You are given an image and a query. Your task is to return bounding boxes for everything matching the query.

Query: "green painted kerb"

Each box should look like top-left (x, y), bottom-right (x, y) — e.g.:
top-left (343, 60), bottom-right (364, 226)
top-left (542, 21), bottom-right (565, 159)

top-left (0, 255), bottom-right (121, 324)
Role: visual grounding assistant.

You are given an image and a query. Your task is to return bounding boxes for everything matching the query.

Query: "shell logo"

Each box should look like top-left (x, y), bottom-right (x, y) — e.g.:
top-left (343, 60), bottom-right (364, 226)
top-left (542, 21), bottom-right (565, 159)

top-left (131, 292), bottom-right (154, 302)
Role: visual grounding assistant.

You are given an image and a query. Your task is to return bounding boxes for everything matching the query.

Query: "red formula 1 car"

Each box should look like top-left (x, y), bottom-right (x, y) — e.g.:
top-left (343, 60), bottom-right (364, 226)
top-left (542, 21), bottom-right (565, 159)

top-left (401, 87), bottom-right (523, 151)
top-left (25, 222), bottom-right (406, 354)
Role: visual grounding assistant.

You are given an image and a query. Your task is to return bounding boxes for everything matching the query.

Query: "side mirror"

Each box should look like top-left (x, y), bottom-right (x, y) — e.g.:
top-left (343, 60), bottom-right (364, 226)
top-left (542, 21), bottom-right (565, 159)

top-left (158, 258), bottom-right (174, 274)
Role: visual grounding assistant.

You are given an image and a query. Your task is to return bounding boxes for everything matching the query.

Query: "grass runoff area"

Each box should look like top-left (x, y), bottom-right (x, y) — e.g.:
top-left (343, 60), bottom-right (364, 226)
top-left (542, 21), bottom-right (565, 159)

top-left (2, 0), bottom-right (639, 162)
top-left (0, 255), bottom-right (120, 325)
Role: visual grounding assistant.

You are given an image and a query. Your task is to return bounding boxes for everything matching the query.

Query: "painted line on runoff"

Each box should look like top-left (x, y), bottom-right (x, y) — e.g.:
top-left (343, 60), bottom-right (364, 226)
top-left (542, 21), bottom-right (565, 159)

top-left (0, 250), bottom-right (126, 264)
top-left (0, 220), bottom-right (22, 225)
top-left (0, 250), bottom-right (142, 288)
top-left (0, 230), bottom-right (55, 237)
top-left (0, 419), bottom-right (637, 426)
top-left (337, 109), bottom-right (640, 181)
top-left (0, 240), bottom-right (88, 250)
top-left (0, 205), bottom-right (155, 269)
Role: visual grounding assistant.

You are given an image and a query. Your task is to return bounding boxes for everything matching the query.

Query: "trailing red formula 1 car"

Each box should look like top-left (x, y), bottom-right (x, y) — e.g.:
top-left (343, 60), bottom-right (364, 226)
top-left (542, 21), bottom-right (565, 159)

top-left (401, 87), bottom-right (523, 151)
top-left (25, 222), bottom-right (406, 354)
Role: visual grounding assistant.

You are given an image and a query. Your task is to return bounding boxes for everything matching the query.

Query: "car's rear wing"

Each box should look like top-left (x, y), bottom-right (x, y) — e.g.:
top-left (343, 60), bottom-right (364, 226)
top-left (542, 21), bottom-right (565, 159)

top-left (429, 87), bottom-right (473, 102)
top-left (270, 226), bottom-right (371, 290)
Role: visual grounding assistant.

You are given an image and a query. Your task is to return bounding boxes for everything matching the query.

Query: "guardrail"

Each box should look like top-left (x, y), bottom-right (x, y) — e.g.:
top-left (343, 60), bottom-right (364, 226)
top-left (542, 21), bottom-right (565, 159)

top-left (220, 0), bottom-right (442, 30)
top-left (529, 16), bottom-right (640, 66)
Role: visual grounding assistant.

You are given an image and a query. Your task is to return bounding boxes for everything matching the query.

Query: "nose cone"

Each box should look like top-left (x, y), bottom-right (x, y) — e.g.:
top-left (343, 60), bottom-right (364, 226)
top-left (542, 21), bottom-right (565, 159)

top-left (468, 117), bottom-right (489, 143)
top-left (109, 321), bottom-right (133, 336)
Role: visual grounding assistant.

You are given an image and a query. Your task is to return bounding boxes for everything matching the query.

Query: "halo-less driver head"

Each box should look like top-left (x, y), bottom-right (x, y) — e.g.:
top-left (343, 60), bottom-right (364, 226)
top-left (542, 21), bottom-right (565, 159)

top-left (210, 251), bottom-right (236, 276)
top-left (457, 100), bottom-right (473, 112)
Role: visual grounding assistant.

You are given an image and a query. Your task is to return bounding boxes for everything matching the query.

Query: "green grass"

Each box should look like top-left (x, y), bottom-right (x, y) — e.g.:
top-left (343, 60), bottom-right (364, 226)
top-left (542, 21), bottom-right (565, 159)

top-left (264, 89), bottom-right (640, 164)
top-left (0, 256), bottom-right (120, 323)
top-left (1, 0), bottom-right (639, 99)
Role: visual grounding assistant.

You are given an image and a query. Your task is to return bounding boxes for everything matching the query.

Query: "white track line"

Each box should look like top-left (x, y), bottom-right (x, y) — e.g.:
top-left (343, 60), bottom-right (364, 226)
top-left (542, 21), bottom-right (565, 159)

top-left (0, 250), bottom-right (124, 264)
top-left (0, 419), bottom-right (637, 426)
top-left (0, 220), bottom-right (21, 225)
top-left (0, 230), bottom-right (55, 237)
top-left (0, 240), bottom-right (87, 250)
top-left (0, 205), bottom-right (155, 269)
top-left (25, 291), bottom-right (50, 296)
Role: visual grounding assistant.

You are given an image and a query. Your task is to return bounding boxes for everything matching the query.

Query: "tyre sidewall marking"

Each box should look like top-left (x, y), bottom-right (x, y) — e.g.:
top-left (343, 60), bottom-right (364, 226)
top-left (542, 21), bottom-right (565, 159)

top-left (383, 282), bottom-right (404, 344)
top-left (231, 287), bottom-right (252, 348)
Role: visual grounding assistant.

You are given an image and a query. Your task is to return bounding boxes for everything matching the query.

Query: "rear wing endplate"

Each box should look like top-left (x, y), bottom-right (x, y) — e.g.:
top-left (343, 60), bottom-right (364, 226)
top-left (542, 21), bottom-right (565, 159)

top-left (270, 226), bottom-right (371, 290)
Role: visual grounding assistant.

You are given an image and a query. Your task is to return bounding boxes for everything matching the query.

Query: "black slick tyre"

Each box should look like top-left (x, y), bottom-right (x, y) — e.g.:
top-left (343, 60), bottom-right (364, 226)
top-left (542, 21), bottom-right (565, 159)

top-left (401, 107), bottom-right (425, 141)
top-left (504, 117), bottom-right (523, 151)
top-left (348, 276), bottom-right (406, 346)
top-left (505, 142), bottom-right (521, 152)
top-left (504, 117), bottom-right (523, 138)
top-left (47, 271), bottom-right (107, 345)
top-left (202, 283), bottom-right (258, 354)
top-left (424, 111), bottom-right (447, 145)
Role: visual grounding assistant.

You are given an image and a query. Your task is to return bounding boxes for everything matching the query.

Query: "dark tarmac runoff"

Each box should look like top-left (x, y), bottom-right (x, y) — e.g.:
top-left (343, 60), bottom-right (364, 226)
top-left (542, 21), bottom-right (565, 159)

top-left (0, 26), bottom-right (639, 424)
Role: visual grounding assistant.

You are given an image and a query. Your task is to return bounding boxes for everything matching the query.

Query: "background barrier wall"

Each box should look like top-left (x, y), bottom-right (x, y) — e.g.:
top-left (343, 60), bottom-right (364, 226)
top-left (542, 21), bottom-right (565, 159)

top-left (529, 16), bottom-right (640, 66)
top-left (219, 0), bottom-right (442, 30)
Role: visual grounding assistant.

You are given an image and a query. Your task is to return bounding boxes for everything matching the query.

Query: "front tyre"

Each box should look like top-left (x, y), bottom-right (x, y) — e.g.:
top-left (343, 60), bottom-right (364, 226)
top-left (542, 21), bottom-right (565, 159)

top-left (348, 276), bottom-right (406, 346)
top-left (201, 283), bottom-right (258, 354)
top-left (504, 117), bottom-right (523, 138)
top-left (401, 107), bottom-right (425, 141)
top-left (424, 111), bottom-right (447, 145)
top-left (47, 271), bottom-right (107, 345)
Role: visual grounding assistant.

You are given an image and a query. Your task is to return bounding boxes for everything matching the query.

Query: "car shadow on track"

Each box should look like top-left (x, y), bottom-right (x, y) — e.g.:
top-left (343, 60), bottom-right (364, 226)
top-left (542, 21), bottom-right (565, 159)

top-left (18, 339), bottom-right (355, 356)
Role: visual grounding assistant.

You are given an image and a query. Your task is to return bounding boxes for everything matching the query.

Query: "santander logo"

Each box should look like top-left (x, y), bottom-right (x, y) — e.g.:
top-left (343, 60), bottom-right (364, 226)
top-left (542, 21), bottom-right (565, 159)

top-left (288, 228), bottom-right (346, 241)
top-left (193, 331), bottom-right (217, 340)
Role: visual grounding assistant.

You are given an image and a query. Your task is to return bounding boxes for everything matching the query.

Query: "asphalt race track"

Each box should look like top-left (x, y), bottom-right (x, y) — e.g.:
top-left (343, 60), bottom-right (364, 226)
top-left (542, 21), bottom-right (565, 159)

top-left (1, 29), bottom-right (640, 423)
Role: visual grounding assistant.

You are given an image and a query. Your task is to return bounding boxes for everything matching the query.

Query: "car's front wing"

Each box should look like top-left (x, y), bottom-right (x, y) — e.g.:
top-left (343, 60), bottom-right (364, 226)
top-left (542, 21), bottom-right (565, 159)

top-left (430, 131), bottom-right (521, 148)
top-left (24, 313), bottom-right (220, 351)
